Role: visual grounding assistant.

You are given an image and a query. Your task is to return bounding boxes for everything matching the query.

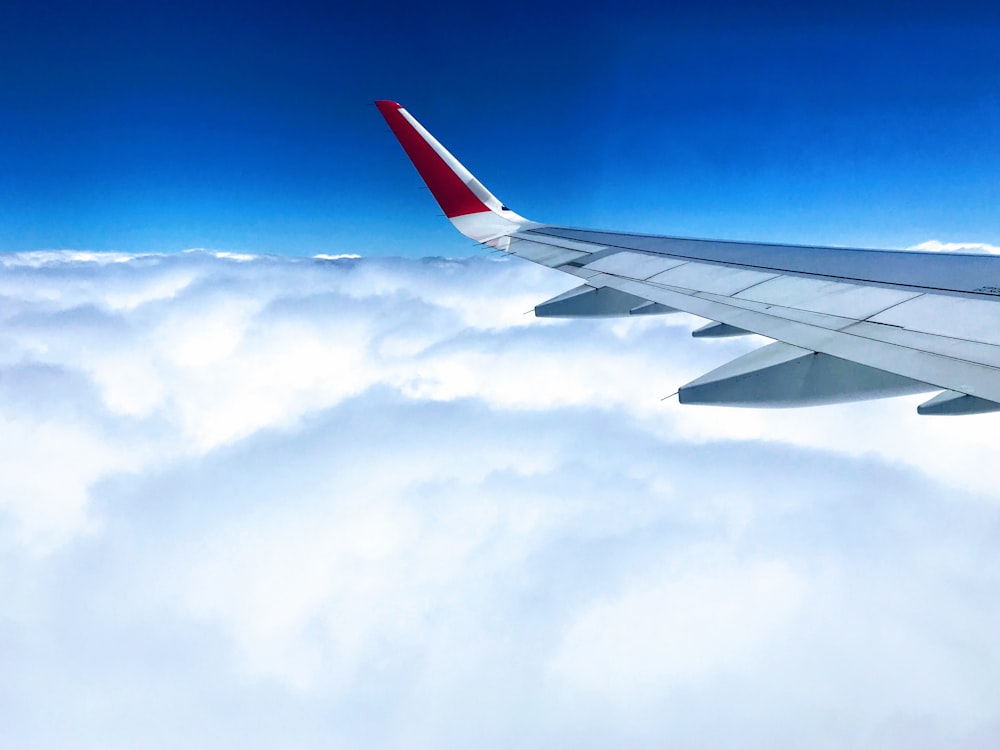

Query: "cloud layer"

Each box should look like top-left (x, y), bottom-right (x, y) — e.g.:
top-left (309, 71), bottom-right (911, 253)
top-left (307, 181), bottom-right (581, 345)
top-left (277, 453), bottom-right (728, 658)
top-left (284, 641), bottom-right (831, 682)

top-left (1, 250), bottom-right (999, 749)
top-left (907, 240), bottom-right (1000, 254)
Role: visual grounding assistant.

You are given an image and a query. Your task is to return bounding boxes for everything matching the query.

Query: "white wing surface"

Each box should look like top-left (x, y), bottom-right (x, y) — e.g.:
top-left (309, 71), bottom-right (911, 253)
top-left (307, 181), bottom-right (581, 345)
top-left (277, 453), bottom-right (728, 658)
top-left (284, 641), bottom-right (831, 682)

top-left (376, 100), bottom-right (1000, 415)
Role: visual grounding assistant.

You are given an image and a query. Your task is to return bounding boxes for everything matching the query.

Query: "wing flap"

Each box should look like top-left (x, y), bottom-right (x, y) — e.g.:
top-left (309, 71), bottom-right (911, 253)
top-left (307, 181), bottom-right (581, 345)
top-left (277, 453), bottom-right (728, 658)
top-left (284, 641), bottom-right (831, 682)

top-left (507, 237), bottom-right (589, 267)
top-left (841, 322), bottom-right (1000, 369)
top-left (582, 251), bottom-right (687, 279)
top-left (734, 276), bottom-right (922, 319)
top-left (867, 294), bottom-right (1000, 347)
top-left (646, 264), bottom-right (779, 296)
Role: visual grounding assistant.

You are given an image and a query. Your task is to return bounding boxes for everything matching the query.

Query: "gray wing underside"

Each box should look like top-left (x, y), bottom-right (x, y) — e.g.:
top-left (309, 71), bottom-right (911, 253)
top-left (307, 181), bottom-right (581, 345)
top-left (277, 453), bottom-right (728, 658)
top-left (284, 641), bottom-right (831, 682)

top-left (506, 225), bottom-right (1000, 414)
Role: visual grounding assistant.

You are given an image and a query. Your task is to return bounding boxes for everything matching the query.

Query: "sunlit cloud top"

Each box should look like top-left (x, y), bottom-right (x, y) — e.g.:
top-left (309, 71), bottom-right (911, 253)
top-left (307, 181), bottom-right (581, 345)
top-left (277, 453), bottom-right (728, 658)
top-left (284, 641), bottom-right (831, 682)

top-left (1, 250), bottom-right (999, 749)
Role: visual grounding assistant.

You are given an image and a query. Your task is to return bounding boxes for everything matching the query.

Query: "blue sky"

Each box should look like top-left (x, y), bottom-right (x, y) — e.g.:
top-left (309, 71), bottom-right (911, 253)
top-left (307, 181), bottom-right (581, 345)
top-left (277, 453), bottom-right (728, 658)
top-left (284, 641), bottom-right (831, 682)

top-left (3, 1), bottom-right (1000, 255)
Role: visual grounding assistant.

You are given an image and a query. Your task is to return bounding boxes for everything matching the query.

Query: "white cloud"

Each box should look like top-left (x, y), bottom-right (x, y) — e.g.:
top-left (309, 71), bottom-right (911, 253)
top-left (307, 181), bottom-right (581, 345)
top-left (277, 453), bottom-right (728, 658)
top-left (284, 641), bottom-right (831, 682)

top-left (907, 240), bottom-right (1000, 254)
top-left (0, 250), bottom-right (151, 267)
top-left (1, 250), bottom-right (1000, 749)
top-left (546, 557), bottom-right (806, 693)
top-left (183, 248), bottom-right (260, 262)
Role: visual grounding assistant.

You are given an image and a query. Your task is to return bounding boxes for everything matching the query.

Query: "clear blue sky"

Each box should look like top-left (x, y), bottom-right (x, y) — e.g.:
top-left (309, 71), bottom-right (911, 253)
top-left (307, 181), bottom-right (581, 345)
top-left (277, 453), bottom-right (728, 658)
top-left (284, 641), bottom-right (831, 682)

top-left (3, 0), bottom-right (1000, 256)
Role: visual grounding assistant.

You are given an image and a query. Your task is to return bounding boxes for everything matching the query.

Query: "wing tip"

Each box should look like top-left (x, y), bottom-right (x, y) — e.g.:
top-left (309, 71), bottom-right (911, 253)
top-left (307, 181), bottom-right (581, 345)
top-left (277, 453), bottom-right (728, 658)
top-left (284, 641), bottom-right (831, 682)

top-left (376, 99), bottom-right (496, 220)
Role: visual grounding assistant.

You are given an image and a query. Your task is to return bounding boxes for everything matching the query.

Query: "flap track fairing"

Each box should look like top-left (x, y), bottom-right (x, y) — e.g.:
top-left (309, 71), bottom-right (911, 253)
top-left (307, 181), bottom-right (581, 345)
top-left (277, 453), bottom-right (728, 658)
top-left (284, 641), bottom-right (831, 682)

top-left (679, 342), bottom-right (934, 407)
top-left (535, 285), bottom-right (677, 318)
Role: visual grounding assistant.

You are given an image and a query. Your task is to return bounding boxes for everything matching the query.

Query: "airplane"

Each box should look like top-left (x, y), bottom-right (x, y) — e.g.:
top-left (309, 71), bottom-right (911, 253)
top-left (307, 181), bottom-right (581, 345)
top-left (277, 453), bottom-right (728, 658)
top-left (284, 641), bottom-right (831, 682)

top-left (376, 100), bottom-right (1000, 415)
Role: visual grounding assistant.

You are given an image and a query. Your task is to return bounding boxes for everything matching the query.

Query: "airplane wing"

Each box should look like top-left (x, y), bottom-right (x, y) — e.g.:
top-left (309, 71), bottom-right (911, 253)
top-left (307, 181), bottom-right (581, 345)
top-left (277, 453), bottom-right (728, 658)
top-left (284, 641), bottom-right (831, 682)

top-left (376, 100), bottom-right (1000, 415)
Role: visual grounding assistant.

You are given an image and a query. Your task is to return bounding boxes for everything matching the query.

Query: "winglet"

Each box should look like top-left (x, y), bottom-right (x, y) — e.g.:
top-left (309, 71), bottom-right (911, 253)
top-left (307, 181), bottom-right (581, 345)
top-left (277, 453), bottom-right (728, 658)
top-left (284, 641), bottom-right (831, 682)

top-left (376, 101), bottom-right (531, 242)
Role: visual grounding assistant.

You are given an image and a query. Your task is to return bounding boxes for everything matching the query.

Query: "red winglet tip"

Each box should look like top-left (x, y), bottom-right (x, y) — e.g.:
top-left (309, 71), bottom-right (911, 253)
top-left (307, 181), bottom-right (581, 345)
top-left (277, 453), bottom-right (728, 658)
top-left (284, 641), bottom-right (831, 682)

top-left (377, 101), bottom-right (491, 219)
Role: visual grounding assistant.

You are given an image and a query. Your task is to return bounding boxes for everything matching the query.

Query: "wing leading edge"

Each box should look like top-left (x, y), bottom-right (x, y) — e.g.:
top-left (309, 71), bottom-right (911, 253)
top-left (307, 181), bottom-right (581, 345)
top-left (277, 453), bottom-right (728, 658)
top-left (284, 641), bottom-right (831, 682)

top-left (376, 100), bottom-right (1000, 415)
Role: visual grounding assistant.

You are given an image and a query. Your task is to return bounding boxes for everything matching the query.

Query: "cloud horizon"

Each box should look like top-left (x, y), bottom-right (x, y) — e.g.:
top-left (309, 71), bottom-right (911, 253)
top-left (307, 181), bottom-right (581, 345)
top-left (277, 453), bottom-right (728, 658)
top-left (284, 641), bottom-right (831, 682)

top-left (1, 249), bottom-right (999, 749)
